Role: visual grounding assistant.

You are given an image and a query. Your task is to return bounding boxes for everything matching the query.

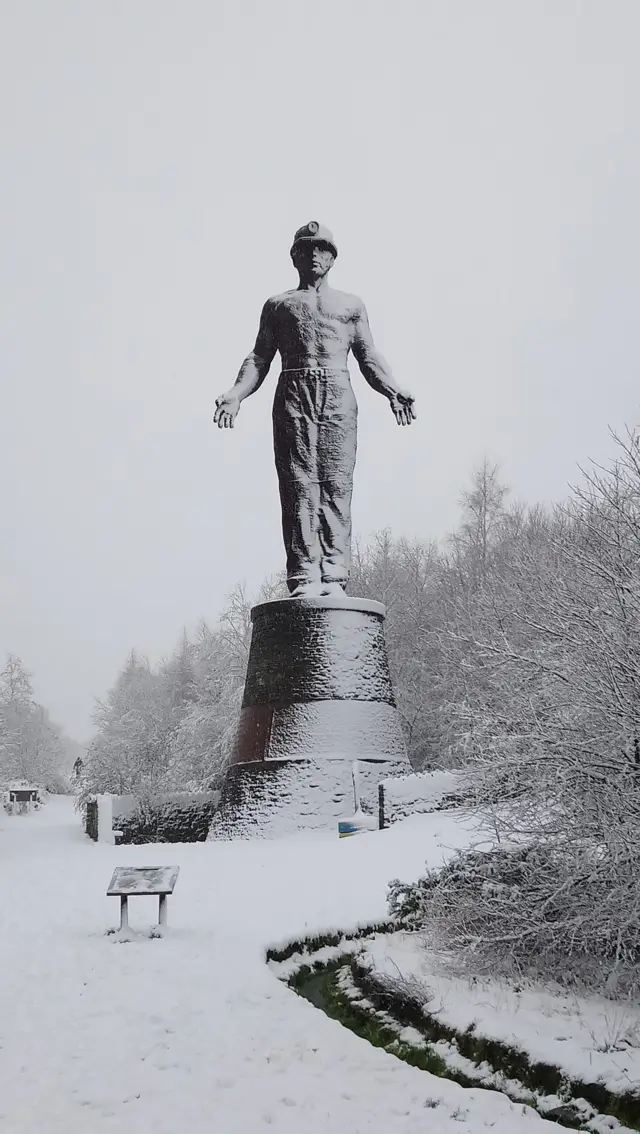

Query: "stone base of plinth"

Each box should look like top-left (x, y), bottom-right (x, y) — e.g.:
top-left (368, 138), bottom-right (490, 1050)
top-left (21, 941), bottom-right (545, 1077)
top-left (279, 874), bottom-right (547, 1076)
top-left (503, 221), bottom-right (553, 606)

top-left (208, 756), bottom-right (408, 840)
top-left (210, 595), bottom-right (411, 838)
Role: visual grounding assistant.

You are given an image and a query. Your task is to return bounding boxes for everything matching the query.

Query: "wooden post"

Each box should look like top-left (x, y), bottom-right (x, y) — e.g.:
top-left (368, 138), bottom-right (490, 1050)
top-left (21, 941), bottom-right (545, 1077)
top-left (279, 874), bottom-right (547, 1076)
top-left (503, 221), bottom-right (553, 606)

top-left (158, 894), bottom-right (167, 926)
top-left (119, 895), bottom-right (129, 931)
top-left (378, 782), bottom-right (385, 830)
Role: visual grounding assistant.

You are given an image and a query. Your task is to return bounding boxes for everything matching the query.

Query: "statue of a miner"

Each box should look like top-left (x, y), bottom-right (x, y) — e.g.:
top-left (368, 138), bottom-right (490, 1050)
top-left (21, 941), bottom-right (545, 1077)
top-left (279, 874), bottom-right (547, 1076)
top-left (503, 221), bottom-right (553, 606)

top-left (214, 222), bottom-right (416, 599)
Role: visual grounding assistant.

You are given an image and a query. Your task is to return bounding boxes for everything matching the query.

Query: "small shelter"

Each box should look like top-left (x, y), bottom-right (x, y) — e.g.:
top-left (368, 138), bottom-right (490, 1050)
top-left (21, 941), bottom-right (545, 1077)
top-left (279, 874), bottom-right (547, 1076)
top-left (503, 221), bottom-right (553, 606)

top-left (5, 785), bottom-right (41, 815)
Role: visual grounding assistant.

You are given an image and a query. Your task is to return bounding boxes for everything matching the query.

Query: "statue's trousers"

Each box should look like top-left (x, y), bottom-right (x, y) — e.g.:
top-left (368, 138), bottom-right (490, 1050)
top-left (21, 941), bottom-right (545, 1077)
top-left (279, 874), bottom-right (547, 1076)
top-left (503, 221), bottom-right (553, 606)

top-left (272, 368), bottom-right (358, 591)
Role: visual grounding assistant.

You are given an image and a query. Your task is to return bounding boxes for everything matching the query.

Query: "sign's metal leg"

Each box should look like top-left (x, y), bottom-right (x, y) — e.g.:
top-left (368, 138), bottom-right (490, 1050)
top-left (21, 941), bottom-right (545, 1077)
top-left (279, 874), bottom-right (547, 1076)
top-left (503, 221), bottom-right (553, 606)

top-left (120, 895), bottom-right (129, 931)
top-left (158, 894), bottom-right (167, 926)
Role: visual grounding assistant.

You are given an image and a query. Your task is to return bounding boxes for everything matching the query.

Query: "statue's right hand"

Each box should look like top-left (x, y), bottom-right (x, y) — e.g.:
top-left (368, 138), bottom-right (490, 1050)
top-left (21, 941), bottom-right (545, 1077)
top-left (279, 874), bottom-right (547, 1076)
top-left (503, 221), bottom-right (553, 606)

top-left (213, 391), bottom-right (241, 429)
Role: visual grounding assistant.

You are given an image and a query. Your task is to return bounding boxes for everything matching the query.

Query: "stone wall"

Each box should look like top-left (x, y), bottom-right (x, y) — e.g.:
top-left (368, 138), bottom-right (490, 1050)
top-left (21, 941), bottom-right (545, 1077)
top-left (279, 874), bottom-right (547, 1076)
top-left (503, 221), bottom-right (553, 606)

top-left (378, 770), bottom-right (464, 826)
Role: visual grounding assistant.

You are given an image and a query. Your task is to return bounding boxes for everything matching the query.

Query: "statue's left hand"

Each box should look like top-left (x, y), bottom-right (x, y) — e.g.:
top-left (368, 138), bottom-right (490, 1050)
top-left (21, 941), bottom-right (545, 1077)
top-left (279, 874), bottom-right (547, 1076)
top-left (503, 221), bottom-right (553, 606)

top-left (389, 390), bottom-right (416, 427)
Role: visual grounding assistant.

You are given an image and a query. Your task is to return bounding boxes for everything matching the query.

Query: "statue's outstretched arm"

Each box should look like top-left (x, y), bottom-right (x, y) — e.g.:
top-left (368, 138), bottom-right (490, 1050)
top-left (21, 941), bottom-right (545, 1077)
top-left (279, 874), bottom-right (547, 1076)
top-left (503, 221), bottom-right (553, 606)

top-left (214, 302), bottom-right (278, 429)
top-left (352, 303), bottom-right (416, 427)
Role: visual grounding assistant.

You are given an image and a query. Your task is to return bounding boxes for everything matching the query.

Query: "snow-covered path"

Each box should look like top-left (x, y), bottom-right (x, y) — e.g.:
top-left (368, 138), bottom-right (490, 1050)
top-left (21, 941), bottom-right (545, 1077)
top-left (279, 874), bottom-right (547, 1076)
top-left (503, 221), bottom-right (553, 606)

top-left (0, 797), bottom-right (555, 1133)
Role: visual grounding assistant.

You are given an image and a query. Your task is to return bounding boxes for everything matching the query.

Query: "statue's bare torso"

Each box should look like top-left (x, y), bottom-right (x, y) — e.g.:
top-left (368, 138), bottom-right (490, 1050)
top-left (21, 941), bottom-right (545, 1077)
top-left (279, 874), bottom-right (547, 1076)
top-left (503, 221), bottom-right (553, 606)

top-left (265, 286), bottom-right (363, 371)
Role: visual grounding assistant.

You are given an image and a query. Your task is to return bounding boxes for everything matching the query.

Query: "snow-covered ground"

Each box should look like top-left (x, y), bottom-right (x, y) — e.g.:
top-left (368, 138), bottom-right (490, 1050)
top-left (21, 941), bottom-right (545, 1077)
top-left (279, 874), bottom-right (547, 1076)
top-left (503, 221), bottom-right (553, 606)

top-left (0, 798), bottom-right (586, 1132)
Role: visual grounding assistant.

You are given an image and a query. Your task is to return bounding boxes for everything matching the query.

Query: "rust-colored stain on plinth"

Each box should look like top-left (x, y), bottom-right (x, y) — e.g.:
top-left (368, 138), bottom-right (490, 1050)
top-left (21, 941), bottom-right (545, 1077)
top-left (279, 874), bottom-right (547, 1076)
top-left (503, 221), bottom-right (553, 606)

top-left (232, 704), bottom-right (273, 764)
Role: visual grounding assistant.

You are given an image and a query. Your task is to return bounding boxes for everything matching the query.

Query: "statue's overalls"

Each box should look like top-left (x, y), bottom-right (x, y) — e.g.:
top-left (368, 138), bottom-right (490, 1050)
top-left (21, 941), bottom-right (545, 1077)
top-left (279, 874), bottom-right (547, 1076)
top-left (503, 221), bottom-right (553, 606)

top-left (273, 367), bottom-right (357, 593)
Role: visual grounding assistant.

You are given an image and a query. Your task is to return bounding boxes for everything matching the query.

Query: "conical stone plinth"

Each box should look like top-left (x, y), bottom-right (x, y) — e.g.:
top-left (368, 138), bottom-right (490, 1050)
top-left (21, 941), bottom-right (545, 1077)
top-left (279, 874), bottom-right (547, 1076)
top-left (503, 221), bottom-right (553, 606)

top-left (209, 596), bottom-right (409, 838)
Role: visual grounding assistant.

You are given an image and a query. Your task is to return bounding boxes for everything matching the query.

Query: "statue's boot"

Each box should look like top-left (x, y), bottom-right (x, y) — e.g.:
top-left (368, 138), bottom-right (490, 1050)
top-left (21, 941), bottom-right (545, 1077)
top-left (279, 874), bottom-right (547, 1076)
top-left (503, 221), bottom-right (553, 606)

top-left (290, 580), bottom-right (325, 599)
top-left (319, 582), bottom-right (347, 597)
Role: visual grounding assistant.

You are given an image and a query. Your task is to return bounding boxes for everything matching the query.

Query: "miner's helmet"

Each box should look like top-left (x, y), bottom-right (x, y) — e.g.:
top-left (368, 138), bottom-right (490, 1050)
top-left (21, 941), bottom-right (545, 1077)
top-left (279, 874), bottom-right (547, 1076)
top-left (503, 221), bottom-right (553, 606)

top-left (290, 221), bottom-right (338, 259)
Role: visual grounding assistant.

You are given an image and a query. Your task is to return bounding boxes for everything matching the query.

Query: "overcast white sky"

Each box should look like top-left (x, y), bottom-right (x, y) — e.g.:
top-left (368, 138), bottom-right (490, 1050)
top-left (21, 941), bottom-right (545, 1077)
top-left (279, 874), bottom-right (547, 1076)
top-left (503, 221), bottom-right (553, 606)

top-left (1, 0), bottom-right (639, 740)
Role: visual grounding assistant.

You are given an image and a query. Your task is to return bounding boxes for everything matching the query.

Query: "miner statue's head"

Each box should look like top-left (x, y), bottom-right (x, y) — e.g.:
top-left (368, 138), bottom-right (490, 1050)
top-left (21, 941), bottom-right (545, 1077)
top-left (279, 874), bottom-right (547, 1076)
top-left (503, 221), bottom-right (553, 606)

top-left (290, 221), bottom-right (338, 282)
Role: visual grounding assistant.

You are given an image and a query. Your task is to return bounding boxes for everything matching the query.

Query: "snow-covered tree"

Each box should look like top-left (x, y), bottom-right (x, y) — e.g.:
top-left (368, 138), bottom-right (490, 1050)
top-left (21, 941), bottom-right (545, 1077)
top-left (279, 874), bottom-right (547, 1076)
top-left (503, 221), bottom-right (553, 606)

top-left (79, 577), bottom-right (286, 802)
top-left (0, 654), bottom-right (74, 790)
top-left (164, 577), bottom-right (286, 788)
top-left (409, 431), bottom-right (640, 992)
top-left (164, 621), bottom-right (243, 791)
top-left (79, 651), bottom-right (170, 802)
top-left (350, 531), bottom-right (445, 767)
top-left (455, 457), bottom-right (509, 573)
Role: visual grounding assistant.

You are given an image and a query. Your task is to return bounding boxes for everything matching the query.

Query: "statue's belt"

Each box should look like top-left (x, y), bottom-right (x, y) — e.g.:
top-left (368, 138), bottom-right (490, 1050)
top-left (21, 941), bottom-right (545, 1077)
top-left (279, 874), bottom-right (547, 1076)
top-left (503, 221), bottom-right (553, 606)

top-left (280, 367), bottom-right (349, 377)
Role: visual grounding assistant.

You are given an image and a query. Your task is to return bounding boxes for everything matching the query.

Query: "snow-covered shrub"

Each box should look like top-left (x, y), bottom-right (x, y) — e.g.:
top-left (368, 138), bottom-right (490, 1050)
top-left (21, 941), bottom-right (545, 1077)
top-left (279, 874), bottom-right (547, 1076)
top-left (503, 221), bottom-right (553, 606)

top-left (389, 841), bottom-right (640, 992)
top-left (116, 794), bottom-right (218, 844)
